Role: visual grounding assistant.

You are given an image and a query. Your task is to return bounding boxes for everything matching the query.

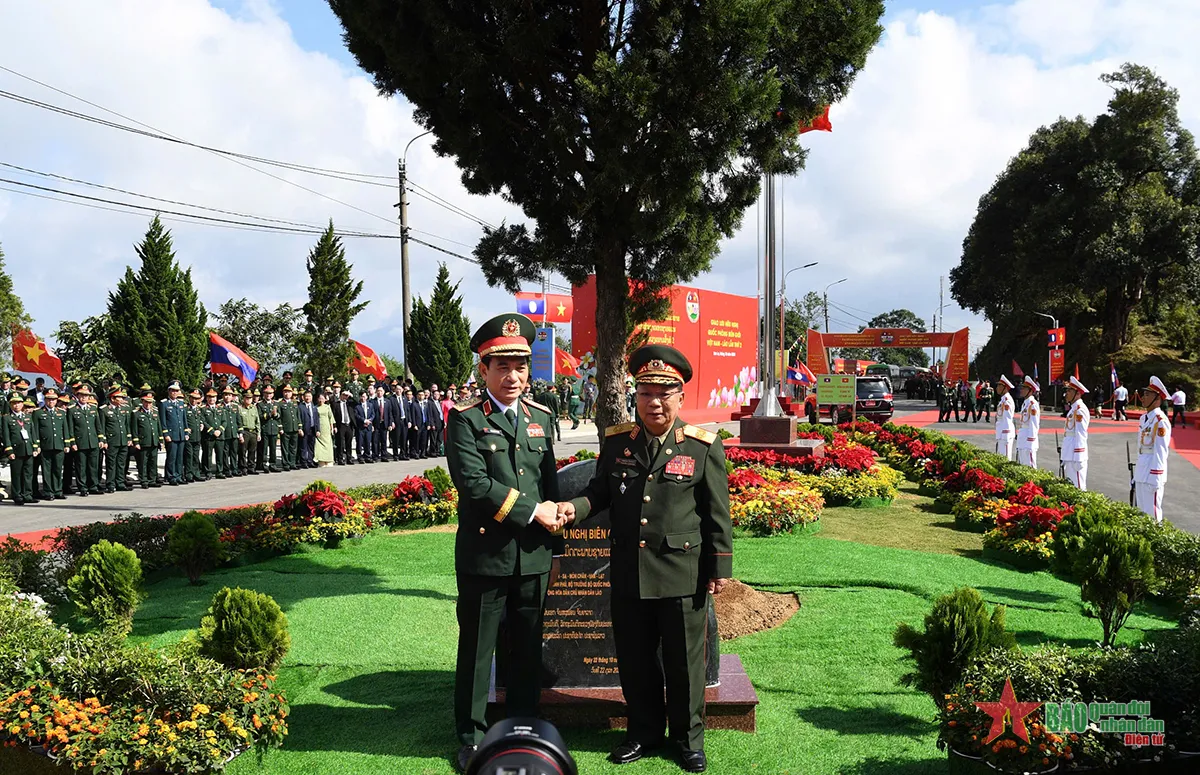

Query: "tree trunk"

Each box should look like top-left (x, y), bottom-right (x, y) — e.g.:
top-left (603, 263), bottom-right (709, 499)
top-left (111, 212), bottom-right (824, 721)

top-left (593, 241), bottom-right (630, 440)
top-left (1102, 275), bottom-right (1144, 352)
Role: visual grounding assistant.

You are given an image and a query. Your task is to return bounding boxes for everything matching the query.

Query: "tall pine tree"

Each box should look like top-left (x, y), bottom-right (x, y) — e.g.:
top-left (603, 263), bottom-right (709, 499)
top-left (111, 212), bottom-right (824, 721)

top-left (407, 263), bottom-right (472, 388)
top-left (0, 242), bottom-right (32, 371)
top-left (106, 217), bottom-right (208, 393)
top-left (296, 222), bottom-right (367, 381)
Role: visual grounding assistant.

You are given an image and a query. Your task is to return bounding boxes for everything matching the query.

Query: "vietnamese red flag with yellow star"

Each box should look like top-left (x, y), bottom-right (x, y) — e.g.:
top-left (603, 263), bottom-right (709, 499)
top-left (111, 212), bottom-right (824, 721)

top-left (798, 105), bottom-right (832, 134)
top-left (349, 340), bottom-right (388, 380)
top-left (12, 328), bottom-right (62, 384)
top-left (555, 347), bottom-right (581, 377)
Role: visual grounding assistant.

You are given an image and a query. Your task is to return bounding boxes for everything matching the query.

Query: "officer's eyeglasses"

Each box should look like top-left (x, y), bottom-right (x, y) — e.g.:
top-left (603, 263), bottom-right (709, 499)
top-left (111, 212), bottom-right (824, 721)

top-left (636, 390), bottom-right (681, 404)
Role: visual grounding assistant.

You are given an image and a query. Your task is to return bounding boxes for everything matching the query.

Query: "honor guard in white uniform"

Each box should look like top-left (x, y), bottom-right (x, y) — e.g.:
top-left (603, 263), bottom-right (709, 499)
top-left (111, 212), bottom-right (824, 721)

top-left (1061, 376), bottom-right (1090, 490)
top-left (994, 375), bottom-right (1016, 459)
top-left (1133, 376), bottom-right (1171, 524)
top-left (1015, 375), bottom-right (1041, 468)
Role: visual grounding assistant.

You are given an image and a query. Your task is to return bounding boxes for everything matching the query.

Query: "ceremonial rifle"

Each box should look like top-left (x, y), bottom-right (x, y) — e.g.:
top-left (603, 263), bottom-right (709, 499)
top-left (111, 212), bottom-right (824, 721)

top-left (1126, 440), bottom-right (1136, 507)
top-left (1055, 431), bottom-right (1064, 479)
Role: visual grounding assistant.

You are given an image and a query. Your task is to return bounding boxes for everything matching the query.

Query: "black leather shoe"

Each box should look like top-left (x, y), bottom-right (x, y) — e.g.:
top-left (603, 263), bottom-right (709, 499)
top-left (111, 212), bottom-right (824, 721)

top-left (678, 747), bottom-right (707, 773)
top-left (609, 740), bottom-right (661, 765)
top-left (455, 744), bottom-right (477, 773)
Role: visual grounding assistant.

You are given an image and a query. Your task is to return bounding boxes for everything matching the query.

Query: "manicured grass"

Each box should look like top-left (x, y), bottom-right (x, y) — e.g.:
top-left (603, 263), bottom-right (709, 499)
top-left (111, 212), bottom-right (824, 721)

top-left (126, 491), bottom-right (1175, 775)
top-left (817, 480), bottom-right (982, 557)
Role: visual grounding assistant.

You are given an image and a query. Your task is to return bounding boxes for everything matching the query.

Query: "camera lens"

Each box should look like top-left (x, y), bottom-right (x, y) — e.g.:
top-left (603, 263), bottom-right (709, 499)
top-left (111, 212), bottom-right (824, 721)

top-left (466, 718), bottom-right (577, 775)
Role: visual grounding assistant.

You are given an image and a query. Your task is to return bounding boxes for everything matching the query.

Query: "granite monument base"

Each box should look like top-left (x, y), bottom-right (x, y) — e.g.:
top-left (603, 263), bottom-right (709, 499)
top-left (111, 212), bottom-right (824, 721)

top-left (733, 435), bottom-right (827, 459)
top-left (488, 654), bottom-right (758, 732)
top-left (738, 415), bottom-right (797, 445)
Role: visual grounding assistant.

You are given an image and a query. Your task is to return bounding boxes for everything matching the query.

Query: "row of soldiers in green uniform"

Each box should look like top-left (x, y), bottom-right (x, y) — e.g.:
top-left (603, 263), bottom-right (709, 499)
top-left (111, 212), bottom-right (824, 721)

top-left (1, 375), bottom-right (334, 504)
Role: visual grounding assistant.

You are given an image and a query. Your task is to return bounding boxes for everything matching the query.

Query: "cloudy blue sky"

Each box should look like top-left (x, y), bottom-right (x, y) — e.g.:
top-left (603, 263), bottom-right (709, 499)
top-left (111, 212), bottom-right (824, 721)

top-left (2, 0), bottom-right (1197, 372)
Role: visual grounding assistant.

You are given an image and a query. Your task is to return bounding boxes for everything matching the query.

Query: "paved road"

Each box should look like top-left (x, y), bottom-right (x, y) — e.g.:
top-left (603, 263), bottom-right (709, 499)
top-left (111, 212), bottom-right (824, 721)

top-left (1, 422), bottom-right (608, 538)
top-left (888, 398), bottom-right (1200, 535)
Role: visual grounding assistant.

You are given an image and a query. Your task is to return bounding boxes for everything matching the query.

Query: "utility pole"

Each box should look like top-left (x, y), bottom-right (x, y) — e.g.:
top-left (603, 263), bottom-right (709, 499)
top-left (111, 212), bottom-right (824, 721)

top-left (753, 172), bottom-right (783, 417)
top-left (398, 158), bottom-right (413, 381)
top-left (824, 292), bottom-right (830, 335)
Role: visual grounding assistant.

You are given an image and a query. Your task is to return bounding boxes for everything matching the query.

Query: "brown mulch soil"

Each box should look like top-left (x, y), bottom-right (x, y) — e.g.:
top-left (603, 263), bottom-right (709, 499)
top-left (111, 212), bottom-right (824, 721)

top-left (714, 580), bottom-right (800, 640)
top-left (391, 523), bottom-right (459, 535)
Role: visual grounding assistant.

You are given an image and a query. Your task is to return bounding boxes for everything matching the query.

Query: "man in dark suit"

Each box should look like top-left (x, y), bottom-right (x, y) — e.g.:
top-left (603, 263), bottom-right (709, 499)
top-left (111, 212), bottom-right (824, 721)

top-left (299, 390), bottom-right (318, 468)
top-left (370, 385), bottom-right (390, 461)
top-left (425, 389), bottom-right (444, 457)
top-left (353, 391), bottom-right (375, 462)
top-left (402, 388), bottom-right (420, 459)
top-left (387, 384), bottom-right (409, 460)
top-left (332, 389), bottom-right (355, 465)
top-left (408, 388), bottom-right (429, 459)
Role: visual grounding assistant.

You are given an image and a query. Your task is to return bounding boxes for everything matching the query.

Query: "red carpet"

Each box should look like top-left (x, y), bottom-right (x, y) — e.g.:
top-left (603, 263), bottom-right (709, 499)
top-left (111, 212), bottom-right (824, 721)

top-left (5, 528), bottom-right (59, 550)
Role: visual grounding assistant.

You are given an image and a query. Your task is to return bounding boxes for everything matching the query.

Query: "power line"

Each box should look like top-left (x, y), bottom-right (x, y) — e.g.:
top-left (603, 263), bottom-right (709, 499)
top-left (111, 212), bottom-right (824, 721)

top-left (407, 186), bottom-right (494, 229)
top-left (827, 301), bottom-right (871, 325)
top-left (0, 161), bottom-right (387, 234)
top-left (408, 228), bottom-right (477, 249)
top-left (0, 84), bottom-right (398, 228)
top-left (0, 177), bottom-right (396, 238)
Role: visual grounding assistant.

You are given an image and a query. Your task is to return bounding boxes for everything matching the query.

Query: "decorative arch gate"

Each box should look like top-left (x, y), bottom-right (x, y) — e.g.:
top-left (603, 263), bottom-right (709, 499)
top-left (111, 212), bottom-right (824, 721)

top-left (806, 327), bottom-right (970, 382)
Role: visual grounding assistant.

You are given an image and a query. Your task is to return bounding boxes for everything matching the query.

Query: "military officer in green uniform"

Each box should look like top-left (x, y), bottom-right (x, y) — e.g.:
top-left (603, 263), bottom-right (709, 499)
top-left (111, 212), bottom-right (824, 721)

top-left (346, 368), bottom-right (364, 401)
top-left (238, 390), bottom-right (261, 475)
top-left (258, 385), bottom-right (281, 472)
top-left (446, 313), bottom-right (564, 773)
top-left (0, 373), bottom-right (13, 416)
top-left (4, 395), bottom-right (40, 504)
top-left (278, 385), bottom-right (300, 471)
top-left (221, 388), bottom-right (242, 476)
top-left (184, 388), bottom-right (205, 483)
top-left (300, 369), bottom-right (316, 399)
top-left (35, 388), bottom-right (69, 500)
top-left (101, 388), bottom-right (133, 493)
top-left (69, 385), bottom-right (105, 496)
top-left (535, 382), bottom-right (562, 441)
top-left (200, 389), bottom-right (225, 479)
top-left (560, 345), bottom-right (733, 773)
top-left (133, 387), bottom-right (162, 487)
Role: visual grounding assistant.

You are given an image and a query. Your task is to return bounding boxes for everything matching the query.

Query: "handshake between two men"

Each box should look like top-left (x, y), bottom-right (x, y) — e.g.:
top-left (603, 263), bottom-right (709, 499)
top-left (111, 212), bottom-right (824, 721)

top-left (533, 500), bottom-right (577, 531)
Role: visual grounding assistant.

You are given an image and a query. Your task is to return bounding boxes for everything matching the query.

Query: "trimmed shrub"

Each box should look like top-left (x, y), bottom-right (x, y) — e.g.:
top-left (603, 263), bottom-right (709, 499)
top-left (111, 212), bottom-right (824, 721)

top-left (66, 540), bottom-right (143, 633)
top-left (894, 587), bottom-right (1016, 706)
top-left (198, 587), bottom-right (290, 671)
top-left (168, 511), bottom-right (223, 584)
top-left (344, 482), bottom-right (394, 501)
top-left (1073, 524), bottom-right (1156, 647)
top-left (302, 479), bottom-right (338, 494)
top-left (423, 465), bottom-right (454, 496)
top-left (54, 513), bottom-right (175, 572)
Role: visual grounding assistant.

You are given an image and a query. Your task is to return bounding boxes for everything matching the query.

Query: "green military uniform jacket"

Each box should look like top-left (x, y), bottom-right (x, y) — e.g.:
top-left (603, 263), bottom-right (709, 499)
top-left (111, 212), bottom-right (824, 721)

top-left (133, 405), bottom-right (161, 447)
top-left (36, 404), bottom-right (70, 451)
top-left (446, 395), bottom-right (562, 576)
top-left (299, 381), bottom-right (317, 398)
top-left (278, 399), bottom-right (300, 434)
top-left (3, 411), bottom-right (40, 457)
top-left (0, 389), bottom-right (12, 416)
top-left (345, 380), bottom-right (364, 401)
top-left (221, 403), bottom-right (241, 437)
top-left (101, 403), bottom-right (132, 446)
top-left (239, 404), bottom-right (261, 434)
top-left (571, 418), bottom-right (733, 599)
top-left (69, 404), bottom-right (104, 449)
top-left (258, 399), bottom-right (280, 435)
top-left (185, 403), bottom-right (204, 440)
top-left (200, 404), bottom-right (224, 439)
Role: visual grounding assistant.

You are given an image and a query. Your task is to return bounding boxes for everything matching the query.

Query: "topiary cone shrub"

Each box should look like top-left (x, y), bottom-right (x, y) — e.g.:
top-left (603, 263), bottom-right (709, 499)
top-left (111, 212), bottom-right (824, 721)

top-left (168, 511), bottom-right (223, 584)
top-left (198, 587), bottom-right (291, 671)
top-left (1073, 523), bottom-right (1156, 647)
top-left (894, 586), bottom-right (1017, 707)
top-left (66, 539), bottom-right (143, 635)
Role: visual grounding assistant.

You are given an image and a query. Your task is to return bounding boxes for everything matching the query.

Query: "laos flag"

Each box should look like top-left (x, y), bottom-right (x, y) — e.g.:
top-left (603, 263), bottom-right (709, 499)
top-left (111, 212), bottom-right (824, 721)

top-left (209, 332), bottom-right (258, 388)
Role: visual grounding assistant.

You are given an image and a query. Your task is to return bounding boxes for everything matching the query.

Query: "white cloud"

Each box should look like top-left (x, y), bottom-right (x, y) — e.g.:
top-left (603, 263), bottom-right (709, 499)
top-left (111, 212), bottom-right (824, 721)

top-left (1, 0), bottom-right (1198, 374)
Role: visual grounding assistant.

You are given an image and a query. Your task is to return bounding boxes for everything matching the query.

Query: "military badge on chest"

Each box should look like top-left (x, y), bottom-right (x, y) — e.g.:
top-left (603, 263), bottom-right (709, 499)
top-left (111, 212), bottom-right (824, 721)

top-left (665, 455), bottom-right (696, 479)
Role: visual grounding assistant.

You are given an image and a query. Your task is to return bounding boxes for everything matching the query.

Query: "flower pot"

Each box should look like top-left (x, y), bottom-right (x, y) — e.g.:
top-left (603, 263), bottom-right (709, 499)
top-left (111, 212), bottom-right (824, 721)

top-left (948, 747), bottom-right (991, 775)
top-left (986, 762), bottom-right (1058, 774)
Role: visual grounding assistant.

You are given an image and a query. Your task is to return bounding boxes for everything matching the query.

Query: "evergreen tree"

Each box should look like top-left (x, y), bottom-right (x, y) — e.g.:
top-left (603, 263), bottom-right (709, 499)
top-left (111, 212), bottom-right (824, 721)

top-left (296, 222), bottom-right (367, 383)
top-left (0, 242), bottom-right (32, 370)
top-left (106, 217), bottom-right (208, 393)
top-left (407, 263), bottom-right (473, 388)
top-left (54, 314), bottom-right (120, 386)
top-left (330, 0), bottom-right (884, 431)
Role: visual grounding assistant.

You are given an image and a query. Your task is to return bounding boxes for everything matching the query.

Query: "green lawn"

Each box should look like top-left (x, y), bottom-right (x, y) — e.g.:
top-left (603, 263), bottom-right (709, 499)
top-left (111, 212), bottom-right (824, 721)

top-left (128, 491), bottom-right (1176, 775)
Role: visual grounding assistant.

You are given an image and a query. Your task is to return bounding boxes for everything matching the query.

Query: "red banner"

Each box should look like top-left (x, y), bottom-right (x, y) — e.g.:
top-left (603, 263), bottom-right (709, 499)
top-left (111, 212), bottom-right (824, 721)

top-left (1050, 348), bottom-right (1065, 382)
top-left (572, 276), bottom-right (758, 423)
top-left (12, 328), bottom-right (62, 384)
top-left (349, 340), bottom-right (388, 380)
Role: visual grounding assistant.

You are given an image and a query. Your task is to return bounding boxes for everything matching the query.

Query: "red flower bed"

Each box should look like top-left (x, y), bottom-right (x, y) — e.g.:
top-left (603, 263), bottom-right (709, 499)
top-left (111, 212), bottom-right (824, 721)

top-left (996, 502), bottom-right (1073, 538)
top-left (728, 468), bottom-right (768, 492)
top-left (942, 464), bottom-right (1006, 495)
top-left (394, 475), bottom-right (435, 504)
top-left (727, 437), bottom-right (876, 474)
top-left (1009, 482), bottom-right (1046, 505)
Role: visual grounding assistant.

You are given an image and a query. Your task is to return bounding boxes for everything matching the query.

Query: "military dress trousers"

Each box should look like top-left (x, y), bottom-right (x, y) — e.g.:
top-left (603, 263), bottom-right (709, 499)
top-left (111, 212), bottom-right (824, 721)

top-left (200, 405), bottom-right (225, 478)
top-left (445, 396), bottom-right (562, 747)
top-left (101, 403), bottom-right (133, 492)
top-left (278, 400), bottom-right (300, 471)
top-left (571, 418), bottom-right (733, 752)
top-left (133, 407), bottom-right (162, 486)
top-left (36, 405), bottom-right (69, 498)
top-left (184, 404), bottom-right (205, 482)
top-left (258, 399), bottom-right (280, 471)
top-left (69, 404), bottom-right (105, 494)
top-left (3, 412), bottom-right (40, 503)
